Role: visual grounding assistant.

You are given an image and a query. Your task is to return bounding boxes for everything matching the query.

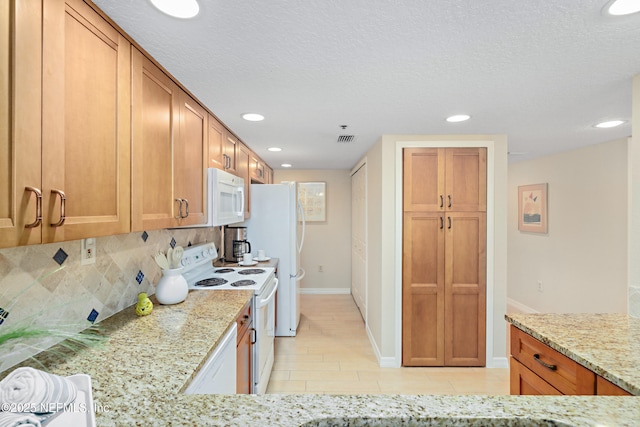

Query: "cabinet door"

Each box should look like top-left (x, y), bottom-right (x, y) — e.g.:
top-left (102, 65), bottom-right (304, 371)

top-left (42, 0), bottom-right (131, 242)
top-left (0, 0), bottom-right (42, 248)
top-left (250, 155), bottom-right (265, 183)
top-left (208, 114), bottom-right (225, 170)
top-left (236, 324), bottom-right (253, 394)
top-left (402, 212), bottom-right (445, 366)
top-left (223, 131), bottom-right (238, 173)
top-left (237, 143), bottom-right (251, 218)
top-left (265, 166), bottom-right (273, 184)
top-left (403, 148), bottom-right (445, 212)
top-left (445, 148), bottom-right (487, 212)
top-left (510, 357), bottom-right (562, 395)
top-left (131, 48), bottom-right (179, 231)
top-left (175, 92), bottom-right (207, 226)
top-left (444, 212), bottom-right (486, 366)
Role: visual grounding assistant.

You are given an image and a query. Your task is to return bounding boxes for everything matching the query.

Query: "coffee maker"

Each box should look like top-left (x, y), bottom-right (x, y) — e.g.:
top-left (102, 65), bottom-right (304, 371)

top-left (224, 226), bottom-right (251, 263)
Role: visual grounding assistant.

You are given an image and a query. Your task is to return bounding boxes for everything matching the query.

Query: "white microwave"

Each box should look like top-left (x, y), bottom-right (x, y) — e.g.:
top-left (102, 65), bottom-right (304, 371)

top-left (199, 168), bottom-right (245, 227)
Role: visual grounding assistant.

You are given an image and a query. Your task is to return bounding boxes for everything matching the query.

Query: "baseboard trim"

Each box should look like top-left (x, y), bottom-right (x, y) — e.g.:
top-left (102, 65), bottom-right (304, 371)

top-left (365, 324), bottom-right (401, 368)
top-left (300, 288), bottom-right (351, 295)
top-left (506, 298), bottom-right (539, 314)
top-left (488, 356), bottom-right (509, 369)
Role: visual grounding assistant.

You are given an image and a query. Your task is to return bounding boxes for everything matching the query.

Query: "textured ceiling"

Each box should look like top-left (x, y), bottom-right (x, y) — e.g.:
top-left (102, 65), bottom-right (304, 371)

top-left (92, 0), bottom-right (640, 169)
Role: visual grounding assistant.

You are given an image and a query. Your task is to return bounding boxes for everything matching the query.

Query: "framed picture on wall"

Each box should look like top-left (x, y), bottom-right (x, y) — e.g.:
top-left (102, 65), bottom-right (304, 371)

top-left (518, 183), bottom-right (548, 233)
top-left (298, 182), bottom-right (326, 222)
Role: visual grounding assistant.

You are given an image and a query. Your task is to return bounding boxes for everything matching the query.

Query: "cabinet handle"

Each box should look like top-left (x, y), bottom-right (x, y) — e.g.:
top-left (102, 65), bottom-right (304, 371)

top-left (50, 189), bottom-right (66, 227)
top-left (24, 186), bottom-right (42, 228)
top-left (440, 195), bottom-right (444, 208)
top-left (448, 195), bottom-right (452, 208)
top-left (447, 216), bottom-right (452, 229)
top-left (439, 216), bottom-right (444, 230)
top-left (533, 353), bottom-right (557, 371)
top-left (223, 154), bottom-right (228, 169)
top-left (182, 198), bottom-right (189, 218)
top-left (175, 198), bottom-right (183, 219)
top-left (250, 328), bottom-right (256, 345)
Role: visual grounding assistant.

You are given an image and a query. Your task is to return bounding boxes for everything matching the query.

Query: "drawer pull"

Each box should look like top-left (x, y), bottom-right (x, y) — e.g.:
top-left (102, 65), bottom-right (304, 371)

top-left (533, 353), bottom-right (557, 371)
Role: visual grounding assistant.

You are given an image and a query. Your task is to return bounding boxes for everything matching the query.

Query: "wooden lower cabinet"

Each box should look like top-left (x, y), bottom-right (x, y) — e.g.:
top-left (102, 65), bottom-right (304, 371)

top-left (510, 325), bottom-right (632, 396)
top-left (402, 211), bottom-right (486, 366)
top-left (236, 300), bottom-right (253, 394)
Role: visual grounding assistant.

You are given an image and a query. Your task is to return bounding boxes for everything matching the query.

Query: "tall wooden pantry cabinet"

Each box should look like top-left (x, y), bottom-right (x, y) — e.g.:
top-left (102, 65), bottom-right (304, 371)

top-left (402, 147), bottom-right (487, 366)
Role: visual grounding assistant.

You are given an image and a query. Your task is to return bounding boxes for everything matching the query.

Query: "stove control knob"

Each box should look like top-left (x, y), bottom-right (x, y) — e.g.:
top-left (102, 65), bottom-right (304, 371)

top-left (201, 250), bottom-right (209, 259)
top-left (207, 247), bottom-right (217, 256)
top-left (181, 257), bottom-right (190, 267)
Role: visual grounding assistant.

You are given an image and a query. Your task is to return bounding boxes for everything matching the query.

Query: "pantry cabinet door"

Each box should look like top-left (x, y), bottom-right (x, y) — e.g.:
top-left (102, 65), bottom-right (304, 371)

top-left (0, 0), bottom-right (42, 248)
top-left (444, 148), bottom-right (487, 212)
top-left (403, 148), bottom-right (445, 212)
top-left (175, 92), bottom-right (207, 226)
top-left (402, 212), bottom-right (445, 366)
top-left (42, 0), bottom-right (131, 242)
top-left (444, 212), bottom-right (486, 366)
top-left (131, 48), bottom-right (180, 231)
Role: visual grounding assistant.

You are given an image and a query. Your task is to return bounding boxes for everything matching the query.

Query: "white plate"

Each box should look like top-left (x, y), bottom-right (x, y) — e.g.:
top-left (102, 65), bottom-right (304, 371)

top-left (254, 257), bottom-right (271, 262)
top-left (237, 260), bottom-right (258, 266)
top-left (46, 374), bottom-right (96, 427)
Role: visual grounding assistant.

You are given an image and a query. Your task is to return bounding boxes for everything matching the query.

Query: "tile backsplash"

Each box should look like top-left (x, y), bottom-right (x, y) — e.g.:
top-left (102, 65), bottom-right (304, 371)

top-left (0, 227), bottom-right (221, 373)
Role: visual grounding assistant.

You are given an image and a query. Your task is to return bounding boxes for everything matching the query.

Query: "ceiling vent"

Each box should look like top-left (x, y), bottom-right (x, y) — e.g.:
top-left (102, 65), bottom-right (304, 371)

top-left (337, 135), bottom-right (357, 143)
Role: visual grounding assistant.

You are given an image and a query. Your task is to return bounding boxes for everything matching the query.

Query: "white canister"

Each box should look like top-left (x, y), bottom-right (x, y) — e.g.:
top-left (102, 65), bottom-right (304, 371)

top-left (155, 267), bottom-right (188, 305)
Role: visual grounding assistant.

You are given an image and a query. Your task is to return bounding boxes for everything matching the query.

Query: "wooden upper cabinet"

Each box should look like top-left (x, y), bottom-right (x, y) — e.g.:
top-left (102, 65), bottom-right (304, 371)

top-left (0, 0), bottom-right (43, 249)
top-left (264, 166), bottom-right (274, 184)
top-left (208, 114), bottom-right (225, 170)
top-left (131, 48), bottom-right (179, 231)
top-left (41, 0), bottom-right (131, 243)
top-left (403, 148), bottom-right (445, 212)
top-left (403, 148), bottom-right (486, 212)
top-left (223, 131), bottom-right (238, 173)
top-left (445, 148), bottom-right (487, 212)
top-left (131, 49), bottom-right (207, 230)
top-left (175, 92), bottom-right (207, 226)
top-left (250, 155), bottom-right (265, 183)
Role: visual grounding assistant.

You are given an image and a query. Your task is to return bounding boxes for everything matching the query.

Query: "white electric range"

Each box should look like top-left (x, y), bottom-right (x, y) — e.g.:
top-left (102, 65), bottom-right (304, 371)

top-left (180, 242), bottom-right (278, 395)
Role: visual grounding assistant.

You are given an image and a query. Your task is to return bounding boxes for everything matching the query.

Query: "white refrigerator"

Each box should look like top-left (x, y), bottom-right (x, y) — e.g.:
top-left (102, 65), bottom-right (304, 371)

top-left (243, 182), bottom-right (305, 336)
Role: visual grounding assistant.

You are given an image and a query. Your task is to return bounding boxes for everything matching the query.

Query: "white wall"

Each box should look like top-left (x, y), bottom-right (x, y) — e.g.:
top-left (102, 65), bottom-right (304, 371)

top-left (630, 74), bottom-right (640, 317)
top-left (508, 139), bottom-right (628, 314)
top-left (273, 170), bottom-right (352, 293)
top-left (361, 135), bottom-right (509, 368)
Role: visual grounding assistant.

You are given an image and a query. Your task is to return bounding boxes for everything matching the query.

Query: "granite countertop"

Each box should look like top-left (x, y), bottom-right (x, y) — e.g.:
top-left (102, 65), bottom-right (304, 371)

top-left (505, 313), bottom-right (640, 395)
top-left (4, 297), bottom-right (640, 426)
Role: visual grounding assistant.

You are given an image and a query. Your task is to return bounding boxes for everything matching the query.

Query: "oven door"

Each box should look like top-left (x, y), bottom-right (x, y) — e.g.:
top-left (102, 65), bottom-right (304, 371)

top-left (254, 276), bottom-right (278, 394)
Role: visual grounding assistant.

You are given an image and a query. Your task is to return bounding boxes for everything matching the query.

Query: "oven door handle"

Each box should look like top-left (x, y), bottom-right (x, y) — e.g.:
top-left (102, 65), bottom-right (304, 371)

top-left (257, 278), bottom-right (278, 309)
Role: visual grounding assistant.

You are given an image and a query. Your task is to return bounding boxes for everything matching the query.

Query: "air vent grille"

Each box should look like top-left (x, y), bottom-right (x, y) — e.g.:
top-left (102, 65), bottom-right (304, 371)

top-left (337, 135), bottom-right (357, 143)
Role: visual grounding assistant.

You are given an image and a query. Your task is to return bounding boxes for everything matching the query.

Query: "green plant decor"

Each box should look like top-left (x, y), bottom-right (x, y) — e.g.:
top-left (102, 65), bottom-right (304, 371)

top-left (0, 265), bottom-right (105, 372)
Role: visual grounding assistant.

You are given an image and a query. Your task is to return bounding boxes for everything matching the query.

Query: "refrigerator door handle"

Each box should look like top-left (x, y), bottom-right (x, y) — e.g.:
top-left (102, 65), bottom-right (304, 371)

top-left (297, 199), bottom-right (306, 253)
top-left (291, 268), bottom-right (306, 281)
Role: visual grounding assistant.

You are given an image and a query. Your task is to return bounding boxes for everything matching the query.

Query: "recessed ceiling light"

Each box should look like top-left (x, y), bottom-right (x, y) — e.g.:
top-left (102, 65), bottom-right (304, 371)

top-left (605, 0), bottom-right (640, 16)
top-left (446, 114), bottom-right (471, 123)
top-left (594, 120), bottom-right (625, 128)
top-left (268, 147), bottom-right (282, 152)
top-left (150, 0), bottom-right (199, 18)
top-left (242, 113), bottom-right (265, 122)
top-left (281, 163), bottom-right (292, 168)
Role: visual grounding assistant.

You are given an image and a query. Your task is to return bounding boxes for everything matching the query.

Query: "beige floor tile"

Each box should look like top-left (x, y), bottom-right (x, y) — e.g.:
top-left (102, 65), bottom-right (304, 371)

top-left (266, 294), bottom-right (509, 396)
top-left (265, 380), bottom-right (306, 394)
top-left (289, 370), bottom-right (359, 381)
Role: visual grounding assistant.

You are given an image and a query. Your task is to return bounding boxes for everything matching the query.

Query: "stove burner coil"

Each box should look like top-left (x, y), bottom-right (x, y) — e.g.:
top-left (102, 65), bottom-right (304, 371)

top-left (231, 280), bottom-right (256, 287)
top-left (195, 277), bottom-right (228, 287)
top-left (214, 268), bottom-right (235, 274)
top-left (238, 269), bottom-right (265, 275)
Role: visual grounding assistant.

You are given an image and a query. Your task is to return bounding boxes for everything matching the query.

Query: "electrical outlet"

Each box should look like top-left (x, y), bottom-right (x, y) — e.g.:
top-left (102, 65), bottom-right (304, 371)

top-left (81, 238), bottom-right (96, 265)
top-left (537, 280), bottom-right (543, 292)
top-left (318, 265), bottom-right (324, 273)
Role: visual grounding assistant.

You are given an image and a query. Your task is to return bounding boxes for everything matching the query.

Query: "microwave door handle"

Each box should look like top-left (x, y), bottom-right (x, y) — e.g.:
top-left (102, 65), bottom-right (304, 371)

top-left (257, 279), bottom-right (278, 308)
top-left (237, 186), bottom-right (245, 215)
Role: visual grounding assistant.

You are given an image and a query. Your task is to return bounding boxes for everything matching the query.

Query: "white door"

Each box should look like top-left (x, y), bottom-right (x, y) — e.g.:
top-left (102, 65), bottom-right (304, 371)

top-left (351, 163), bottom-right (367, 320)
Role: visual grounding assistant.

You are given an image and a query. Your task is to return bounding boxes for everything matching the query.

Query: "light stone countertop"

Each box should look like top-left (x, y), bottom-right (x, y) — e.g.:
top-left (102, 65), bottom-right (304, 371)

top-left (4, 295), bottom-right (640, 426)
top-left (505, 313), bottom-right (640, 395)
